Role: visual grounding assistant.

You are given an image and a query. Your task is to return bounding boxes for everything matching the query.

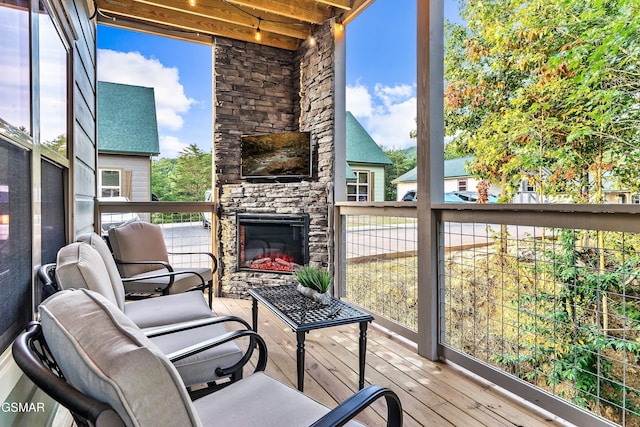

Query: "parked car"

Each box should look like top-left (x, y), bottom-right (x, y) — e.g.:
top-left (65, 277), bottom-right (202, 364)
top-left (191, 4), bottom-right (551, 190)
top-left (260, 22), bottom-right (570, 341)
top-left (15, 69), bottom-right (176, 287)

top-left (452, 191), bottom-right (499, 203)
top-left (402, 190), bottom-right (417, 201)
top-left (445, 192), bottom-right (466, 202)
top-left (202, 189), bottom-right (213, 228)
top-left (98, 196), bottom-right (139, 234)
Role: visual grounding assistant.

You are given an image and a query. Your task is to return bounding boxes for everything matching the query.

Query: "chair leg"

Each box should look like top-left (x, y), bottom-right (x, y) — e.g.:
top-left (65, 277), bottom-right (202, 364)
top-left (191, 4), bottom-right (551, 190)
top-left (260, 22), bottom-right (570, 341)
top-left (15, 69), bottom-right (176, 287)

top-left (208, 281), bottom-right (213, 308)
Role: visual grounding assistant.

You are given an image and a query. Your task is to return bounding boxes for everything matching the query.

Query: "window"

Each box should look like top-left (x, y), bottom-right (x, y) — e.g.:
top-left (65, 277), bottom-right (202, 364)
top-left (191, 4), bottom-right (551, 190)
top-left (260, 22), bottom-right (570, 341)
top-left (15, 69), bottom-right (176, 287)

top-left (0, 1), bottom-right (30, 135)
top-left (524, 179), bottom-right (535, 193)
top-left (100, 169), bottom-right (122, 197)
top-left (0, 139), bottom-right (31, 353)
top-left (39, 0), bottom-right (68, 157)
top-left (347, 171), bottom-right (370, 202)
top-left (0, 0), bottom-right (71, 353)
top-left (457, 180), bottom-right (467, 192)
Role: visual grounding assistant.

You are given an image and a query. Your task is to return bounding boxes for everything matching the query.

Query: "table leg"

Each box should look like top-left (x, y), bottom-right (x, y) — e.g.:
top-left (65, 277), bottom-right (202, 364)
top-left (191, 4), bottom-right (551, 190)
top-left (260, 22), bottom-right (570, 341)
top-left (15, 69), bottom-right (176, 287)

top-left (251, 298), bottom-right (258, 332)
top-left (359, 321), bottom-right (369, 390)
top-left (296, 331), bottom-right (306, 392)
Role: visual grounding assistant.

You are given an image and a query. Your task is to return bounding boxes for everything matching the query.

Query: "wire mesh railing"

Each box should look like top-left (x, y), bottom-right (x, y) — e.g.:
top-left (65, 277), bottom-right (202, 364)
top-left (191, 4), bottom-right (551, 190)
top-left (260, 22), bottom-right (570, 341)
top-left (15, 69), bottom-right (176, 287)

top-left (97, 201), bottom-right (216, 271)
top-left (441, 222), bottom-right (640, 426)
top-left (337, 204), bottom-right (418, 337)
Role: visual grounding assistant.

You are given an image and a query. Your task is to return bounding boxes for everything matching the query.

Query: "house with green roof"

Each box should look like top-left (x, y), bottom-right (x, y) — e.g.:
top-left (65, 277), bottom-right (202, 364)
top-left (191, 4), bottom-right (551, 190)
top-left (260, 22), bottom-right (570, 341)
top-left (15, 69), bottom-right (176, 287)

top-left (346, 111), bottom-right (392, 201)
top-left (97, 81), bottom-right (160, 201)
top-left (392, 156), bottom-right (503, 201)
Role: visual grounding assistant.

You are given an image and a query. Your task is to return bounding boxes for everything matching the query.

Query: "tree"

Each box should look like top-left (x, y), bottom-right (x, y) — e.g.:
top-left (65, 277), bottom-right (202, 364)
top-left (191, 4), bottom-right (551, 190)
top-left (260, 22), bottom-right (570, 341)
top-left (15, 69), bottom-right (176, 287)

top-left (151, 157), bottom-right (178, 201)
top-left (173, 144), bottom-right (212, 201)
top-left (151, 145), bottom-right (212, 201)
top-left (444, 0), bottom-right (639, 203)
top-left (383, 147), bottom-right (416, 201)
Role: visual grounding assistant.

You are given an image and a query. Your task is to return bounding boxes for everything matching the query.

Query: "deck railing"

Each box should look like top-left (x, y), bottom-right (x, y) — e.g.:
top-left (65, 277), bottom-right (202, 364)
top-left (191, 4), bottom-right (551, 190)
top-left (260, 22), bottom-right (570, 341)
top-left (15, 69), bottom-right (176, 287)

top-left (337, 201), bottom-right (640, 427)
top-left (96, 200), bottom-right (217, 281)
top-left (99, 199), bottom-right (640, 425)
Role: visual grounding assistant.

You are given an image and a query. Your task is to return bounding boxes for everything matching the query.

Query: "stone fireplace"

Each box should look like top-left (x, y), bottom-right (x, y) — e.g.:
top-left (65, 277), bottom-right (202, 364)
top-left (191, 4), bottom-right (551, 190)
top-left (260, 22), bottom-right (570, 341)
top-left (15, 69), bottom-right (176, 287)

top-left (213, 21), bottom-right (336, 298)
top-left (237, 213), bottom-right (309, 273)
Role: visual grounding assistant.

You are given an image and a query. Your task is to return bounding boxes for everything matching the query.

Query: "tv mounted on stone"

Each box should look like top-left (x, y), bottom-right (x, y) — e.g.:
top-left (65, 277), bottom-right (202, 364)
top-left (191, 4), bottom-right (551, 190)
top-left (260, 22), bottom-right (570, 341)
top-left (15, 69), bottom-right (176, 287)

top-left (240, 131), bottom-right (311, 179)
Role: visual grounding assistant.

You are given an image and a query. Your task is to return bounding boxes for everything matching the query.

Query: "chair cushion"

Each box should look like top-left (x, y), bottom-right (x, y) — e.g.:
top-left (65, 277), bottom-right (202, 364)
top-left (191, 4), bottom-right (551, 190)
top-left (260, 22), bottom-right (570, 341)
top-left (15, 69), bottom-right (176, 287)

top-left (77, 232), bottom-right (125, 310)
top-left (39, 289), bottom-right (201, 427)
top-left (149, 322), bottom-right (244, 387)
top-left (193, 372), bottom-right (365, 427)
top-left (108, 222), bottom-right (170, 278)
top-left (124, 291), bottom-right (214, 330)
top-left (56, 243), bottom-right (119, 306)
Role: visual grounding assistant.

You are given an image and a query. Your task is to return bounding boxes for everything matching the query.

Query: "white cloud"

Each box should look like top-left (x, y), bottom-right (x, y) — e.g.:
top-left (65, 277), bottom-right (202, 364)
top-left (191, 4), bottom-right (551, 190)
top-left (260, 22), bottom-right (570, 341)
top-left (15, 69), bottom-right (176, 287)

top-left (345, 82), bottom-right (374, 117)
top-left (346, 82), bottom-right (417, 149)
top-left (97, 49), bottom-right (194, 131)
top-left (159, 135), bottom-right (188, 158)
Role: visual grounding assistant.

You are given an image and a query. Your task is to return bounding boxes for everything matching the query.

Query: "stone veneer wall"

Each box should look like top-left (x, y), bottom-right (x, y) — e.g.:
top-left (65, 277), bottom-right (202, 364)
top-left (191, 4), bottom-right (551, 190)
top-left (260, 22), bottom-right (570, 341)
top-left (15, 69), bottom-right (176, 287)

top-left (214, 22), bottom-right (336, 298)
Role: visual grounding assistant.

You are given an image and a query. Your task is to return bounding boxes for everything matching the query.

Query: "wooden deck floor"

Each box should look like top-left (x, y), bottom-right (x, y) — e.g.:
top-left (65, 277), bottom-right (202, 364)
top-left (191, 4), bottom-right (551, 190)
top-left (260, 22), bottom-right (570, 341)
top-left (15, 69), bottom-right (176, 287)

top-left (212, 297), bottom-right (573, 427)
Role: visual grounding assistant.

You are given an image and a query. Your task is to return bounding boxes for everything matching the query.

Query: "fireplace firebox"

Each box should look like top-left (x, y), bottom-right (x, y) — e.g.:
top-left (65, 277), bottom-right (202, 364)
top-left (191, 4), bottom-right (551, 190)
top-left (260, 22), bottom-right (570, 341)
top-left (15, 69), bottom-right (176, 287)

top-left (237, 213), bottom-right (309, 273)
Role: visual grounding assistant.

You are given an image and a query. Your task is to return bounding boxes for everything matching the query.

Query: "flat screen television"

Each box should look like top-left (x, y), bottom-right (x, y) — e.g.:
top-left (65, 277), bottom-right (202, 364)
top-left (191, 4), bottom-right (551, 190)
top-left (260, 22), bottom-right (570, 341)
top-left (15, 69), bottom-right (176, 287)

top-left (241, 131), bottom-right (311, 179)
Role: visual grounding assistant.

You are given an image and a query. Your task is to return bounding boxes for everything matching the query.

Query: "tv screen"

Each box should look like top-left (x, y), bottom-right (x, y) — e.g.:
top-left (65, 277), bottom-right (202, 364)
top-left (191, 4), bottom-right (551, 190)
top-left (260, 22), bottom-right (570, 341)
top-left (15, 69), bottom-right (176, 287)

top-left (241, 132), bottom-right (311, 178)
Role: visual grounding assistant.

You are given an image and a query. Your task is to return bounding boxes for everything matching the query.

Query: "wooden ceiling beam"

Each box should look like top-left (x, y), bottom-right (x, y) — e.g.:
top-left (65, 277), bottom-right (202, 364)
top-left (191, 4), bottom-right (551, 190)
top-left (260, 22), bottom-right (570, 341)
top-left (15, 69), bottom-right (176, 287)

top-left (224, 0), bottom-right (331, 24)
top-left (136, 0), bottom-right (310, 40)
top-left (316, 0), bottom-right (352, 10)
top-left (97, 0), bottom-right (301, 50)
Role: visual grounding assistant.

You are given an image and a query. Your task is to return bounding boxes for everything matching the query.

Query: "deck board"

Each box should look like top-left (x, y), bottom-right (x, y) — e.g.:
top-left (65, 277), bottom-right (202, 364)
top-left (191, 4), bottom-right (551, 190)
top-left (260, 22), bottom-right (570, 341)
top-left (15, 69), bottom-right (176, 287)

top-left (212, 297), bottom-right (571, 427)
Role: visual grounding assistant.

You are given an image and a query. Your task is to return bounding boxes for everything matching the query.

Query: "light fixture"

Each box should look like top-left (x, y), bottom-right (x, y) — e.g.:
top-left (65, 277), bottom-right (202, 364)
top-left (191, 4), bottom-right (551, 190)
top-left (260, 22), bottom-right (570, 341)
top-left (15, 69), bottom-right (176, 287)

top-left (188, 0), bottom-right (196, 7)
top-left (255, 18), bottom-right (262, 42)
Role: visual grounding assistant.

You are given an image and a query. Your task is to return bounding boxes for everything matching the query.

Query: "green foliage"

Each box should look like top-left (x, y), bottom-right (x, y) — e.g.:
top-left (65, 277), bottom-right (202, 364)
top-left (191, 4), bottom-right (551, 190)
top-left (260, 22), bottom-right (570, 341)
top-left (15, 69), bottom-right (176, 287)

top-left (382, 146), bottom-right (416, 201)
top-left (151, 144), bottom-right (212, 202)
top-left (494, 229), bottom-right (640, 417)
top-left (443, 0), bottom-right (640, 203)
top-left (293, 265), bottom-right (333, 293)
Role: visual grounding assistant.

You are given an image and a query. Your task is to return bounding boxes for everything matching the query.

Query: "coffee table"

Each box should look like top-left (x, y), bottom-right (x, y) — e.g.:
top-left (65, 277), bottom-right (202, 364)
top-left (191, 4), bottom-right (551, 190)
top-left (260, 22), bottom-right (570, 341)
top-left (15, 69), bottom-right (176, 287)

top-left (248, 284), bottom-right (374, 392)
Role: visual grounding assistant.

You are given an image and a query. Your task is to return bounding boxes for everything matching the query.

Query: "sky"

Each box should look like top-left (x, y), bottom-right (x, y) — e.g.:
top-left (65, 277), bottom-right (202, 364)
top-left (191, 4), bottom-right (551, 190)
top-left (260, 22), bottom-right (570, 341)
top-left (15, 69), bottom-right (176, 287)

top-left (96, 1), bottom-right (463, 157)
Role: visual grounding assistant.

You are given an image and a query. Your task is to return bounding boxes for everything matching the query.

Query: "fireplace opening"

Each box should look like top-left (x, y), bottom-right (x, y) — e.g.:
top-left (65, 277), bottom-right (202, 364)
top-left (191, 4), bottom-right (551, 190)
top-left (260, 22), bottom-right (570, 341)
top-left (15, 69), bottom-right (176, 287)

top-left (237, 213), bottom-right (309, 273)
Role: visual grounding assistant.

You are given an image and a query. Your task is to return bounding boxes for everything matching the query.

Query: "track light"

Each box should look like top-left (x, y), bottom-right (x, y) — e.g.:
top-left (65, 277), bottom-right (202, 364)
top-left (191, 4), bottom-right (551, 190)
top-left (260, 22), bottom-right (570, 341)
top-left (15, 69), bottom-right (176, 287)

top-left (188, 0), bottom-right (196, 7)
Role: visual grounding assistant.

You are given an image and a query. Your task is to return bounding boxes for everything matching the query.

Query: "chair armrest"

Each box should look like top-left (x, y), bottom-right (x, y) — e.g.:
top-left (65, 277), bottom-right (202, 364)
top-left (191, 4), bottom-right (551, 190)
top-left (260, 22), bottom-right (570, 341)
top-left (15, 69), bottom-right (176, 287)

top-left (165, 329), bottom-right (268, 377)
top-left (142, 315), bottom-right (251, 337)
top-left (118, 265), bottom-right (207, 294)
top-left (12, 322), bottom-right (125, 427)
top-left (310, 385), bottom-right (403, 427)
top-left (167, 251), bottom-right (218, 274)
top-left (114, 259), bottom-right (174, 272)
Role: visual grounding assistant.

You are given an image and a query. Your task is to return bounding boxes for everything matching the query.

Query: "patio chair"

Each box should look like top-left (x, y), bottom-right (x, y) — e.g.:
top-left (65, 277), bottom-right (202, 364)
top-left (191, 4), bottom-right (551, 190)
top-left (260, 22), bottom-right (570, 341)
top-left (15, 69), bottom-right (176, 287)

top-left (55, 242), bottom-right (249, 391)
top-left (13, 288), bottom-right (403, 427)
top-left (107, 221), bottom-right (217, 308)
top-left (75, 232), bottom-right (221, 329)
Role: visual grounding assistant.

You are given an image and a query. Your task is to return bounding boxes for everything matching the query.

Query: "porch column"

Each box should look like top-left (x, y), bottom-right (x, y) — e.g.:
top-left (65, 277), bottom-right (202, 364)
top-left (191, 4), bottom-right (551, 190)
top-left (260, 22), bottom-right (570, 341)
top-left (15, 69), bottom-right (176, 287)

top-left (416, 0), bottom-right (444, 360)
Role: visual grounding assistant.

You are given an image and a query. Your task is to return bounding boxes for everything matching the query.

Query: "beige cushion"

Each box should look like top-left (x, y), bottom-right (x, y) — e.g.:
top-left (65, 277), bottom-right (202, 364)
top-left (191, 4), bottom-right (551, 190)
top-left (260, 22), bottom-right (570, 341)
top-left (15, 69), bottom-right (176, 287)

top-left (56, 243), bottom-right (118, 306)
top-left (77, 232), bottom-right (125, 310)
top-left (193, 372), bottom-right (365, 427)
top-left (123, 291), bottom-right (214, 330)
top-left (108, 222), bottom-right (170, 278)
top-left (39, 289), bottom-right (201, 427)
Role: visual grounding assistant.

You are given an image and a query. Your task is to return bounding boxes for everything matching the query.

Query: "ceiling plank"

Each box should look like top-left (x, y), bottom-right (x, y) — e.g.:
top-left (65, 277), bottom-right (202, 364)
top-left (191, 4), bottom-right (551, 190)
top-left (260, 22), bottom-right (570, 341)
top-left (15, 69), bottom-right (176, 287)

top-left (97, 0), bottom-right (301, 50)
top-left (316, 0), bottom-right (351, 10)
top-left (224, 0), bottom-right (331, 24)
top-left (138, 0), bottom-right (310, 40)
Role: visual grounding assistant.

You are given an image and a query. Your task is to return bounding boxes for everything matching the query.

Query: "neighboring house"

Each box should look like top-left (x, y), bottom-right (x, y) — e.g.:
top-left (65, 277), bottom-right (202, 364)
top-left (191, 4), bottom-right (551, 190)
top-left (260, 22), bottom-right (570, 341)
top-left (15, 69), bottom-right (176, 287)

top-left (97, 81), bottom-right (160, 201)
top-left (346, 111), bottom-right (392, 201)
top-left (392, 157), bottom-right (502, 201)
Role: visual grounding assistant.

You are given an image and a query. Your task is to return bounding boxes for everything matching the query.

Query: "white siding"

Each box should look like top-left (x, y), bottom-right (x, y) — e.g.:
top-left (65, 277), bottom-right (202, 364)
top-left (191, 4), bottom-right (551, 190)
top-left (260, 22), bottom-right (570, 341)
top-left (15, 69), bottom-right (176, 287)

top-left (98, 154), bottom-right (152, 201)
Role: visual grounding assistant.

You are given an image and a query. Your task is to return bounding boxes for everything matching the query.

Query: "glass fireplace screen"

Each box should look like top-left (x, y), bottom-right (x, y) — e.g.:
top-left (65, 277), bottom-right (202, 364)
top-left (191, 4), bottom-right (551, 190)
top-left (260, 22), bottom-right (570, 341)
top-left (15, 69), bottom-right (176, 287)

top-left (237, 213), bottom-right (309, 273)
